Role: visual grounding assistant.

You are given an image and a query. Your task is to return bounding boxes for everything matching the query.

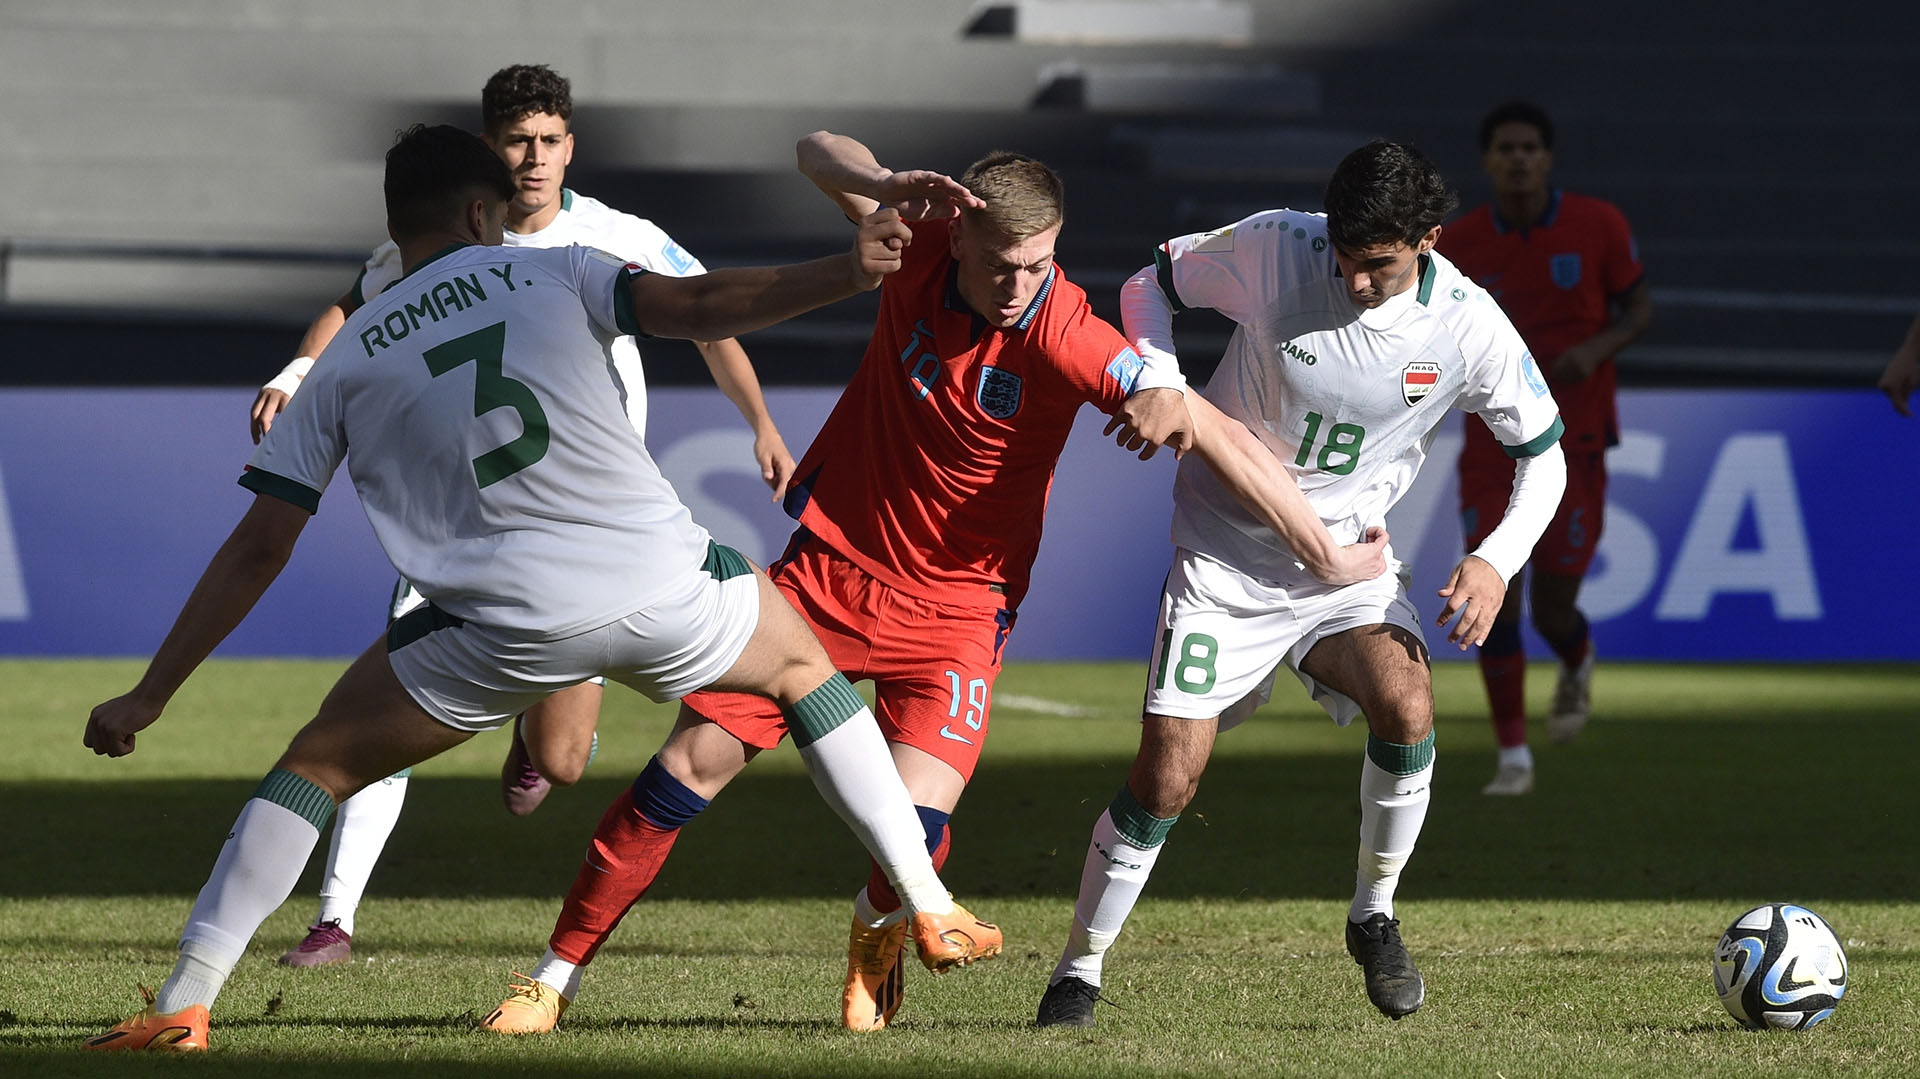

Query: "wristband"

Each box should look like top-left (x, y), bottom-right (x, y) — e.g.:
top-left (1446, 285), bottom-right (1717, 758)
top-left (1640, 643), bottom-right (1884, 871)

top-left (262, 356), bottom-right (316, 397)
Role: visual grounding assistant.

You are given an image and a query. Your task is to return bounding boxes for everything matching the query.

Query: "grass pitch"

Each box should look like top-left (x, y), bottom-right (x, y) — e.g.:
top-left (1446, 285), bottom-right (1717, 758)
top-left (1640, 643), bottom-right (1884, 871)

top-left (3, 658), bottom-right (1917, 1077)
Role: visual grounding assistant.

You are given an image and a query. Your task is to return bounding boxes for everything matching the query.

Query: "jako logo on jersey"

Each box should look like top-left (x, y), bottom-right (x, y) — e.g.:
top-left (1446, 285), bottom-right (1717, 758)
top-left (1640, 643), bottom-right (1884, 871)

top-left (1281, 340), bottom-right (1317, 366)
top-left (1521, 352), bottom-right (1550, 398)
top-left (1402, 361), bottom-right (1441, 406)
top-left (1106, 347), bottom-right (1143, 394)
top-left (1551, 252), bottom-right (1583, 289)
top-left (977, 366), bottom-right (1023, 418)
top-left (661, 241), bottom-right (697, 275)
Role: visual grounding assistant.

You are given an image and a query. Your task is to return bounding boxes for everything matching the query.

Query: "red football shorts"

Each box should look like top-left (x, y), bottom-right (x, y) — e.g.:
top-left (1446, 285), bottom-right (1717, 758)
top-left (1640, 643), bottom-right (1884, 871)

top-left (1460, 438), bottom-right (1609, 579)
top-left (680, 535), bottom-right (1013, 782)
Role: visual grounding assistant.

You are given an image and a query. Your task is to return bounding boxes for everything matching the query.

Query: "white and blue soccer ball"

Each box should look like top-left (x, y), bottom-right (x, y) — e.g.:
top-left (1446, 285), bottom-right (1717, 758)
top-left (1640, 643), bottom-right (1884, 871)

top-left (1712, 903), bottom-right (1848, 1030)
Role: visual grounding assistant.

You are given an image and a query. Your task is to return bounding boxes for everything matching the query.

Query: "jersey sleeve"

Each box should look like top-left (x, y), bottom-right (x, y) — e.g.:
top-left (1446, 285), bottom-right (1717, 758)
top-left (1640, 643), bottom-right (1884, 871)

top-left (1048, 298), bottom-right (1149, 415)
top-left (349, 241), bottom-right (404, 308)
top-left (1455, 293), bottom-right (1565, 458)
top-left (1599, 201), bottom-right (1645, 298)
top-left (612, 218), bottom-right (708, 279)
top-left (1153, 208), bottom-right (1307, 326)
top-left (570, 245), bottom-right (652, 338)
top-left (239, 348), bottom-right (348, 512)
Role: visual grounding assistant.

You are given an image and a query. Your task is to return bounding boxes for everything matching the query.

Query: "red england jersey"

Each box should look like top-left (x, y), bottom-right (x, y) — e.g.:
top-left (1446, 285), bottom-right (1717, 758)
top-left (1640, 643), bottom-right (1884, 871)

top-left (781, 216), bottom-right (1147, 610)
top-left (1440, 189), bottom-right (1643, 455)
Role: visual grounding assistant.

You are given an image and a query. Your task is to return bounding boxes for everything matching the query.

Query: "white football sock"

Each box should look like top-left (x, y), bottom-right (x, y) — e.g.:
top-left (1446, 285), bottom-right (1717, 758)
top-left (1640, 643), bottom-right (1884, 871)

top-left (1053, 797), bottom-right (1174, 987)
top-left (161, 780), bottom-right (330, 1011)
top-left (315, 773), bottom-right (408, 935)
top-left (1496, 744), bottom-right (1533, 770)
top-left (789, 676), bottom-right (951, 918)
top-left (153, 941), bottom-right (232, 1015)
top-left (1349, 746), bottom-right (1434, 923)
top-left (530, 947), bottom-right (582, 1000)
top-left (853, 886), bottom-right (907, 930)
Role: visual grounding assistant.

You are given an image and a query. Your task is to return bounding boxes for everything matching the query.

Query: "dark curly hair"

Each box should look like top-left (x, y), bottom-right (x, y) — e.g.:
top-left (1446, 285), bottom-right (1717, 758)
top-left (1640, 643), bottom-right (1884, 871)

top-left (481, 64), bottom-right (573, 135)
top-left (1323, 140), bottom-right (1458, 252)
top-left (384, 123), bottom-right (515, 238)
top-left (1478, 101), bottom-right (1554, 153)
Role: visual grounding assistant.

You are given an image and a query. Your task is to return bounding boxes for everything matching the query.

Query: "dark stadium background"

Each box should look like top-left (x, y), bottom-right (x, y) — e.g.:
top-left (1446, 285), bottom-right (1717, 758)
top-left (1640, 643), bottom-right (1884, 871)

top-left (1, 0), bottom-right (1913, 663)
top-left (3, 0), bottom-right (1909, 388)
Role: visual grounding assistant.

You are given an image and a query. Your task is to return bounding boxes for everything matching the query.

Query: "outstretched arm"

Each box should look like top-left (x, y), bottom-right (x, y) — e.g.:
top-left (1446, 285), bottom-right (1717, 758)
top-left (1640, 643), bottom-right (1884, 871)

top-left (630, 209), bottom-right (913, 341)
top-left (694, 337), bottom-right (796, 496)
top-left (1182, 393), bottom-right (1388, 586)
top-left (795, 130), bottom-right (984, 222)
top-left (250, 288), bottom-right (358, 443)
top-left (84, 493), bottom-right (311, 757)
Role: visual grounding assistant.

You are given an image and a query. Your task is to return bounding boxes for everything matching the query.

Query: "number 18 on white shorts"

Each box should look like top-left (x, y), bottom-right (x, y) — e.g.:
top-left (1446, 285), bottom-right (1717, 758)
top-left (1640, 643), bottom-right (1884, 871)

top-left (1142, 548), bottom-right (1425, 730)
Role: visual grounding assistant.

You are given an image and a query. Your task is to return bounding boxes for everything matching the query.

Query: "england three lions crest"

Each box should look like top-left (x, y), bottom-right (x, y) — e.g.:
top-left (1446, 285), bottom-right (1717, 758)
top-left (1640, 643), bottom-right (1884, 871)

top-left (1402, 361), bottom-right (1441, 407)
top-left (977, 366), bottom-right (1023, 419)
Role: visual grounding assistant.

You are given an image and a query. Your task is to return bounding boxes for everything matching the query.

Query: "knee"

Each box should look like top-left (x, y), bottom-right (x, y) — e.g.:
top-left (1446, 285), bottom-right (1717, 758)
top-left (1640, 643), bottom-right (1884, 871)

top-left (1130, 758), bottom-right (1203, 818)
top-left (268, 755), bottom-right (354, 805)
top-left (535, 751), bottom-right (588, 787)
top-left (1364, 700), bottom-right (1433, 745)
top-left (1531, 606), bottom-right (1577, 641)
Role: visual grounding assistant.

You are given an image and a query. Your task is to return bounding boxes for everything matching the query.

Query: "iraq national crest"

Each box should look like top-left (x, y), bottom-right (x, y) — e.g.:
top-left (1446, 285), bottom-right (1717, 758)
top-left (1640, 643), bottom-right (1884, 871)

top-left (977, 365), bottom-right (1023, 419)
top-left (1401, 361), bottom-right (1440, 407)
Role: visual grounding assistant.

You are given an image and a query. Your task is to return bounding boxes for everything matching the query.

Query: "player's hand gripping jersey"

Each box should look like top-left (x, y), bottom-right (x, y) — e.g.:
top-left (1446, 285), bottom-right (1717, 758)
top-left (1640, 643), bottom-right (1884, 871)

top-left (1150, 209), bottom-right (1563, 584)
top-left (349, 191), bottom-right (707, 439)
top-left (243, 244), bottom-right (709, 639)
top-left (782, 215), bottom-right (1167, 610)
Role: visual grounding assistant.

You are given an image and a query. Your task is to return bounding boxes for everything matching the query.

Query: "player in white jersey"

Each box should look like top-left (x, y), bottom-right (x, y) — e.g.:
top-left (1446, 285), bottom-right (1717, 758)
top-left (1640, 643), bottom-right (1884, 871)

top-left (248, 66), bottom-right (799, 968)
top-left (83, 124), bottom-right (1001, 1053)
top-left (1036, 141), bottom-right (1568, 1026)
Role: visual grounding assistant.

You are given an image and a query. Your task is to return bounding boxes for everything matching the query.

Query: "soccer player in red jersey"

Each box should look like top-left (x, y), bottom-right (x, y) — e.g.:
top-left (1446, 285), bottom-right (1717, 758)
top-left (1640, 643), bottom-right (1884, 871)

top-left (484, 131), bottom-right (1388, 1034)
top-left (1438, 102), bottom-right (1653, 794)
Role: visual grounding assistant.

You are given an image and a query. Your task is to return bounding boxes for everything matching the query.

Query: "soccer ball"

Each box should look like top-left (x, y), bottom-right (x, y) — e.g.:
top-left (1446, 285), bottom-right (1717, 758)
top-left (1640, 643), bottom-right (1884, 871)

top-left (1712, 903), bottom-right (1848, 1030)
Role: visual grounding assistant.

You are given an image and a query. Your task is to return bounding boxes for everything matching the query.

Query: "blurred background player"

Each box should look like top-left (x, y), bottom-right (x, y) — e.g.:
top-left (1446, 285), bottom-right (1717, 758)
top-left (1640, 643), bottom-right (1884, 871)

top-left (481, 130), bottom-right (1386, 1036)
top-left (83, 122), bottom-right (995, 1052)
top-left (1437, 101), bottom-right (1652, 796)
top-left (249, 64), bottom-right (797, 966)
top-left (1037, 140), bottom-right (1567, 1027)
top-left (1878, 310), bottom-right (1919, 416)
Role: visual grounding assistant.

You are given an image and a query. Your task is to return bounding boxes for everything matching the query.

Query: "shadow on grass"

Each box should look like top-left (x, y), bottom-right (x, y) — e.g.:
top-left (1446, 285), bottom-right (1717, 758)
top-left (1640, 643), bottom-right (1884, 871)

top-left (7, 711), bottom-right (1915, 904)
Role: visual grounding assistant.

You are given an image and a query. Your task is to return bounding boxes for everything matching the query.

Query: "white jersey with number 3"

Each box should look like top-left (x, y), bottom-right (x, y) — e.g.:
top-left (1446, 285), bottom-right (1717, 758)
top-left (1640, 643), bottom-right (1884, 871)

top-left (244, 243), bottom-right (710, 640)
top-left (348, 190), bottom-right (708, 438)
top-left (1154, 208), bottom-right (1563, 583)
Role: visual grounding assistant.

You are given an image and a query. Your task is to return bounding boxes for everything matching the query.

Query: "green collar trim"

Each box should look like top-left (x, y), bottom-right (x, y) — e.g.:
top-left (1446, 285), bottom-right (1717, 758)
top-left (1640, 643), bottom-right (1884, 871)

top-left (396, 243), bottom-right (471, 285)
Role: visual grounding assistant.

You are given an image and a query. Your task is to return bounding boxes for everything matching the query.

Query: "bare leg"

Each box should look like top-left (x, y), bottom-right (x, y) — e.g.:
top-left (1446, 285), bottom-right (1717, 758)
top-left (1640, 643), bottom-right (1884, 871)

top-left (160, 639), bottom-right (472, 1012)
top-left (1299, 623), bottom-right (1432, 1018)
top-left (520, 681), bottom-right (604, 786)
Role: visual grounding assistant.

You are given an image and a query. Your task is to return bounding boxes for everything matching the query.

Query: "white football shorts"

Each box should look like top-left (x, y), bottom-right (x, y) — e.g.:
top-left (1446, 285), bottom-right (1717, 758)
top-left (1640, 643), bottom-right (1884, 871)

top-left (1142, 547), bottom-right (1425, 729)
top-left (389, 574), bottom-right (608, 691)
top-left (386, 560), bottom-right (760, 732)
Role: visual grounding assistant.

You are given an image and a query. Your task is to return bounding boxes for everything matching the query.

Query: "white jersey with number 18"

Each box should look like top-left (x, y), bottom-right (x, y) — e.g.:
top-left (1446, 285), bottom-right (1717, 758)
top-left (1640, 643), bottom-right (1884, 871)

top-left (244, 243), bottom-right (710, 640)
top-left (1153, 208), bottom-right (1563, 585)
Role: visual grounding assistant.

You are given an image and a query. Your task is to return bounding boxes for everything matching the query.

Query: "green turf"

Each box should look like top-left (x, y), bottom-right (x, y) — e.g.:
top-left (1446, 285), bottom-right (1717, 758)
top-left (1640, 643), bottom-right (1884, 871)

top-left (4, 659), bottom-right (1917, 1076)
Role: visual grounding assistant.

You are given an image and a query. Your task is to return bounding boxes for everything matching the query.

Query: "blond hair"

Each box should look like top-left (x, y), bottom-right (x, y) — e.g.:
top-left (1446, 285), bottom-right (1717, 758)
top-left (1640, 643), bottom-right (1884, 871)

top-left (959, 151), bottom-right (1064, 240)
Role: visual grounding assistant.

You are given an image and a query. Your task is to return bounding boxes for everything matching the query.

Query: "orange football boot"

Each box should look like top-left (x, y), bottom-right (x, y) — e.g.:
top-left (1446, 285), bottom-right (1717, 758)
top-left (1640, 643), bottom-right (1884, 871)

top-left (842, 917), bottom-right (908, 1032)
top-left (910, 901), bottom-right (1003, 974)
top-left (83, 986), bottom-right (209, 1052)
